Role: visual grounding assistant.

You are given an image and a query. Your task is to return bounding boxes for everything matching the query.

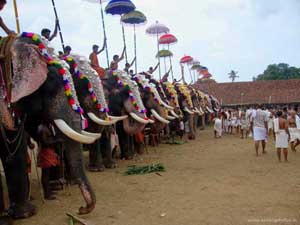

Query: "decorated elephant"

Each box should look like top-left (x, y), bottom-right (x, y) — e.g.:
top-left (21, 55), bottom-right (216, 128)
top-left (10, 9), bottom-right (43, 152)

top-left (103, 70), bottom-right (152, 159)
top-left (63, 54), bottom-right (126, 171)
top-left (0, 33), bottom-right (101, 221)
top-left (175, 83), bottom-right (197, 139)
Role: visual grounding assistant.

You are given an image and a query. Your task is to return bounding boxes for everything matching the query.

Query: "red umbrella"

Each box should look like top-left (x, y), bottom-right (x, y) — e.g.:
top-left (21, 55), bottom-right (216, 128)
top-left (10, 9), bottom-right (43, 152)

top-left (158, 33), bottom-right (178, 45)
top-left (180, 55), bottom-right (193, 64)
top-left (158, 33), bottom-right (178, 81)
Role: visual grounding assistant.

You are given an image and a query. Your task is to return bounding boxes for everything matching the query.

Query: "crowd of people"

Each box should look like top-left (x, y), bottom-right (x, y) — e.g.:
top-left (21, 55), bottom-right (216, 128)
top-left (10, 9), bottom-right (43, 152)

top-left (214, 105), bottom-right (300, 162)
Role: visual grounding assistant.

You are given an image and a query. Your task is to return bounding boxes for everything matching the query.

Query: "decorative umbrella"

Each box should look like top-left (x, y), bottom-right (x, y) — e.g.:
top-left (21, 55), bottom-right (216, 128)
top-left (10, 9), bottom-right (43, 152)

top-left (158, 33), bottom-right (177, 45)
top-left (105, 0), bottom-right (136, 63)
top-left (159, 33), bottom-right (178, 80)
top-left (180, 55), bottom-right (193, 83)
top-left (156, 49), bottom-right (173, 74)
top-left (146, 21), bottom-right (170, 79)
top-left (83, 0), bottom-right (110, 68)
top-left (156, 49), bottom-right (173, 58)
top-left (121, 10), bottom-right (147, 74)
top-left (180, 55), bottom-right (193, 64)
top-left (191, 64), bottom-right (201, 70)
top-left (190, 60), bottom-right (200, 82)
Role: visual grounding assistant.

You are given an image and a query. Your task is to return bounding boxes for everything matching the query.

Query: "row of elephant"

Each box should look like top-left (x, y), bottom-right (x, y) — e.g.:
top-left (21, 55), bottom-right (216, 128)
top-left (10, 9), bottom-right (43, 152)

top-left (0, 33), bottom-right (220, 223)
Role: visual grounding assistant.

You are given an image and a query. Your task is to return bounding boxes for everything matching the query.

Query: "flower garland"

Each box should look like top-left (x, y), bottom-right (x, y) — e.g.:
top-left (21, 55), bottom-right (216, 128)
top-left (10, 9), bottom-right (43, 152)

top-left (178, 84), bottom-right (193, 108)
top-left (21, 32), bottom-right (87, 128)
top-left (163, 82), bottom-right (180, 108)
top-left (63, 56), bottom-right (109, 113)
top-left (133, 75), bottom-right (161, 106)
top-left (111, 71), bottom-right (147, 114)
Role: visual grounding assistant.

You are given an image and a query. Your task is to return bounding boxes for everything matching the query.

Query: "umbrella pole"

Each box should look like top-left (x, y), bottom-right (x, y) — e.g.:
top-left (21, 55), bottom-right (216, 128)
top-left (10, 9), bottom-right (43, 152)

top-left (189, 68), bottom-right (193, 83)
top-left (168, 45), bottom-right (174, 81)
top-left (99, 0), bottom-right (109, 68)
top-left (134, 24), bottom-right (137, 75)
top-left (164, 57), bottom-right (167, 74)
top-left (121, 24), bottom-right (128, 63)
top-left (51, 0), bottom-right (65, 51)
top-left (156, 33), bottom-right (161, 80)
top-left (13, 0), bottom-right (20, 33)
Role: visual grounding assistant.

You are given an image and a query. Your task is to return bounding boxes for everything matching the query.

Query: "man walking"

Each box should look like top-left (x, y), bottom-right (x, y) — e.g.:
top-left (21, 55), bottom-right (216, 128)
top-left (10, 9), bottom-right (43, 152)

top-left (250, 105), bottom-right (268, 156)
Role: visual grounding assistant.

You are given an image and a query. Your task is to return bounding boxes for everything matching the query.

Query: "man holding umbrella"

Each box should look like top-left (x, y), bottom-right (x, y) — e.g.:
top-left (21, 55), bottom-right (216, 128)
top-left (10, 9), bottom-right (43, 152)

top-left (89, 39), bottom-right (107, 78)
top-left (41, 20), bottom-right (58, 42)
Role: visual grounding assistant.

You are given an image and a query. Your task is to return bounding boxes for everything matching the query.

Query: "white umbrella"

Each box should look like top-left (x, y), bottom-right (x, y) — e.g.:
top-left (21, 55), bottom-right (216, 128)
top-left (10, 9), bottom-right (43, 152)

top-left (146, 21), bottom-right (170, 80)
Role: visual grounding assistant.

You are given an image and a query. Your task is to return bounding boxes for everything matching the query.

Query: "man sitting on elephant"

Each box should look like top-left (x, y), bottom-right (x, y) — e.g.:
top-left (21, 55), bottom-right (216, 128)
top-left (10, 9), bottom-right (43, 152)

top-left (0, 0), bottom-right (14, 35)
top-left (89, 40), bottom-right (106, 78)
top-left (110, 47), bottom-right (126, 71)
top-left (40, 20), bottom-right (58, 42)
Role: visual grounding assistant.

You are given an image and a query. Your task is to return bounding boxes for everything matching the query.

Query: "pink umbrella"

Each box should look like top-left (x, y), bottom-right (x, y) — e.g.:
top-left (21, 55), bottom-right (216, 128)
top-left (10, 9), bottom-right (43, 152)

top-left (180, 55), bottom-right (194, 83)
top-left (158, 33), bottom-right (178, 45)
top-left (180, 55), bottom-right (193, 64)
top-left (159, 33), bottom-right (178, 80)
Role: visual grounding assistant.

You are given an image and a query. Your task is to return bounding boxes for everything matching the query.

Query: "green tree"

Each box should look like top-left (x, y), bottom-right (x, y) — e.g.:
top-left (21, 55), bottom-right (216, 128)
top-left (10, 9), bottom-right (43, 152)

top-left (256, 63), bottom-right (300, 80)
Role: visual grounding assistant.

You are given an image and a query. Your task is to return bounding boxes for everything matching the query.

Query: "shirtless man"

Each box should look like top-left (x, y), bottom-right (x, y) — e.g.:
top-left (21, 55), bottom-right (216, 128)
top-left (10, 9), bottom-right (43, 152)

top-left (0, 0), bottom-right (14, 35)
top-left (274, 111), bottom-right (290, 162)
top-left (288, 110), bottom-right (300, 152)
top-left (41, 20), bottom-right (58, 42)
top-left (89, 40), bottom-right (106, 77)
top-left (110, 47), bottom-right (125, 71)
top-left (124, 57), bottom-right (136, 73)
top-left (147, 62), bottom-right (160, 74)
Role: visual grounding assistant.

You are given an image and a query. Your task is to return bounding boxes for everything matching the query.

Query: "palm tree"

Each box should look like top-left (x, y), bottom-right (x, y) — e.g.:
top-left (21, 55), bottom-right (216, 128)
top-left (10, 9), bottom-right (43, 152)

top-left (228, 70), bottom-right (239, 82)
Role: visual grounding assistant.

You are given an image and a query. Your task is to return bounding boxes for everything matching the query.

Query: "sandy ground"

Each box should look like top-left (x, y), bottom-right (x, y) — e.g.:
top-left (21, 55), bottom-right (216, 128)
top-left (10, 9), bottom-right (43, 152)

top-left (15, 127), bottom-right (300, 225)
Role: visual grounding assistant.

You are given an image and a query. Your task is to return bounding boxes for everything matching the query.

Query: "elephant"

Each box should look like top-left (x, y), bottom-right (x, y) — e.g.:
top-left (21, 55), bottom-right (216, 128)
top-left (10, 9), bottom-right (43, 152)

top-left (143, 77), bottom-right (182, 139)
top-left (0, 33), bottom-right (100, 221)
top-left (64, 54), bottom-right (126, 171)
top-left (103, 70), bottom-right (153, 159)
top-left (175, 83), bottom-right (197, 140)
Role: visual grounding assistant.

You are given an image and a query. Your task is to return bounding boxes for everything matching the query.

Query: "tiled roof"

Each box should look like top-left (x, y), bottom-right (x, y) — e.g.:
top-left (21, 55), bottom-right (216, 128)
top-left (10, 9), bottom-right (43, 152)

top-left (194, 79), bottom-right (300, 105)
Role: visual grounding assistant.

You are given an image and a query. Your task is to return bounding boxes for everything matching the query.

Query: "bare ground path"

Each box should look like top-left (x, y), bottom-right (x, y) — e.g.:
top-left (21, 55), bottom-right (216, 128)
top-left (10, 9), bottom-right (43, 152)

top-left (16, 128), bottom-right (300, 225)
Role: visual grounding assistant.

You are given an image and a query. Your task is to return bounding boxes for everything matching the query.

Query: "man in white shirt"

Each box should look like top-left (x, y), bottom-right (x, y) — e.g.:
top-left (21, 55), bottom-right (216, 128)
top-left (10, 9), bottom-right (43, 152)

top-left (250, 105), bottom-right (268, 156)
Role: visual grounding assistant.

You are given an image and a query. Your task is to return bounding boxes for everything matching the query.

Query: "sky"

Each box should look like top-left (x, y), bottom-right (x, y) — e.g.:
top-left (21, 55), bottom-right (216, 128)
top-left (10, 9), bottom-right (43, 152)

top-left (2, 0), bottom-right (300, 83)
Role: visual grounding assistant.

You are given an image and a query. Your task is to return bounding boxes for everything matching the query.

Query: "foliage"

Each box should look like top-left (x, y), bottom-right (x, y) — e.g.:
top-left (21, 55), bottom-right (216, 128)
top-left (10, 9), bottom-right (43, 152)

top-left (228, 70), bottom-right (239, 82)
top-left (255, 63), bottom-right (300, 81)
top-left (124, 163), bottom-right (165, 175)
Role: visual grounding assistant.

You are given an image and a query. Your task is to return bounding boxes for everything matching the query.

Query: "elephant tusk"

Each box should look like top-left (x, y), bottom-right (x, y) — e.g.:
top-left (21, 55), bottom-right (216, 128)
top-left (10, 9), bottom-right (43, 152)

top-left (170, 110), bottom-right (180, 118)
top-left (184, 107), bottom-right (194, 115)
top-left (199, 107), bottom-right (204, 115)
top-left (81, 130), bottom-right (102, 139)
top-left (151, 109), bottom-right (170, 124)
top-left (148, 119), bottom-right (155, 124)
top-left (54, 119), bottom-right (96, 144)
top-left (206, 106), bottom-right (214, 113)
top-left (161, 101), bottom-right (174, 110)
top-left (194, 108), bottom-right (202, 115)
top-left (129, 112), bottom-right (150, 124)
top-left (109, 115), bottom-right (128, 123)
top-left (87, 112), bottom-right (115, 126)
top-left (166, 115), bottom-right (176, 120)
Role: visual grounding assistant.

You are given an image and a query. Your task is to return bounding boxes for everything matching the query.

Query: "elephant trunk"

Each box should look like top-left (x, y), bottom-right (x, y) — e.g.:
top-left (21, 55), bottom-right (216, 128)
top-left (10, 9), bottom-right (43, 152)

top-left (62, 137), bottom-right (96, 215)
top-left (123, 116), bottom-right (145, 135)
top-left (0, 99), bottom-right (15, 130)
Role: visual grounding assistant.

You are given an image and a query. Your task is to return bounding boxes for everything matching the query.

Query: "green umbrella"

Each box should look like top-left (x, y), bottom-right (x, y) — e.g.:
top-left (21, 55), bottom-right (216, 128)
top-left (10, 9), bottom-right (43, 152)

top-left (156, 50), bottom-right (173, 74)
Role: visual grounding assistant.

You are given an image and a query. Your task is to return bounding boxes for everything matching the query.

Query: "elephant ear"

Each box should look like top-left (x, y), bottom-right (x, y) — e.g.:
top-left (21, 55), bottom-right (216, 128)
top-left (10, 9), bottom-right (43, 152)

top-left (10, 40), bottom-right (48, 103)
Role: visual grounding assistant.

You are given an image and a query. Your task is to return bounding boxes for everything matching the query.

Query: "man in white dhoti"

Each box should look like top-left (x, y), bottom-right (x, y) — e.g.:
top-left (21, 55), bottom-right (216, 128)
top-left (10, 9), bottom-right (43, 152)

top-left (288, 110), bottom-right (300, 152)
top-left (213, 113), bottom-right (223, 138)
top-left (274, 111), bottom-right (290, 162)
top-left (250, 105), bottom-right (268, 156)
